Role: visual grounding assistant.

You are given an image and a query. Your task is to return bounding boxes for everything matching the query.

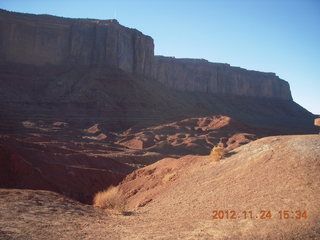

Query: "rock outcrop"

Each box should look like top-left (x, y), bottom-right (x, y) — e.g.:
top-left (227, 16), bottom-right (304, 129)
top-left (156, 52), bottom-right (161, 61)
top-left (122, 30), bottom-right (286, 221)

top-left (1, 9), bottom-right (293, 100)
top-left (153, 56), bottom-right (292, 100)
top-left (0, 9), bottom-right (154, 77)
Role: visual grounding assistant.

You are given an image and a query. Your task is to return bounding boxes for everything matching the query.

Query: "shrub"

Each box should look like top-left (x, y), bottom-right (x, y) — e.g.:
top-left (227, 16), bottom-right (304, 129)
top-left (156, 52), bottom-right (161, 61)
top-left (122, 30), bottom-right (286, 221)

top-left (210, 145), bottom-right (226, 162)
top-left (162, 172), bottom-right (176, 183)
top-left (93, 185), bottom-right (126, 212)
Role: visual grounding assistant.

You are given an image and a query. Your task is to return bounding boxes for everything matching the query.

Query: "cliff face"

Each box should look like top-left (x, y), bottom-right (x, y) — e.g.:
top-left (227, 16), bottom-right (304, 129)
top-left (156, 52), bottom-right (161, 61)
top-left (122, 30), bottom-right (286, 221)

top-left (0, 10), bottom-right (154, 77)
top-left (0, 9), bottom-right (292, 101)
top-left (153, 56), bottom-right (292, 100)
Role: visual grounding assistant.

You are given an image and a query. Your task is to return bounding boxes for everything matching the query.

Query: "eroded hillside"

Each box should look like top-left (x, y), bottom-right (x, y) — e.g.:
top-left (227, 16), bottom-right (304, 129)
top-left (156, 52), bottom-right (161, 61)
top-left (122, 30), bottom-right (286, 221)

top-left (0, 135), bottom-right (319, 240)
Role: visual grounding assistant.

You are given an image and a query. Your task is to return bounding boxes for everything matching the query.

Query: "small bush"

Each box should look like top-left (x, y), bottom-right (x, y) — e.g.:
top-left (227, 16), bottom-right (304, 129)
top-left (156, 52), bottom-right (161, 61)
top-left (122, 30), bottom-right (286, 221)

top-left (93, 185), bottom-right (126, 212)
top-left (162, 172), bottom-right (176, 183)
top-left (210, 145), bottom-right (226, 162)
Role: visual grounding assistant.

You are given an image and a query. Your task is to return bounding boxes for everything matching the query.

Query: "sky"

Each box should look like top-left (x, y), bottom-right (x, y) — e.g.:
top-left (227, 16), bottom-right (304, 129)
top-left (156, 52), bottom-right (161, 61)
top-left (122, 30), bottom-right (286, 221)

top-left (1, 0), bottom-right (319, 114)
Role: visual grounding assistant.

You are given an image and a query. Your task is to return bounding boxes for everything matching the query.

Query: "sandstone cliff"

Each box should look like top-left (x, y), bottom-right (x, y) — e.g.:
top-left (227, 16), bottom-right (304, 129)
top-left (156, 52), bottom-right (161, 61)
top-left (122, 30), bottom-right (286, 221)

top-left (153, 56), bottom-right (292, 100)
top-left (0, 9), bottom-right (293, 100)
top-left (0, 9), bottom-right (154, 77)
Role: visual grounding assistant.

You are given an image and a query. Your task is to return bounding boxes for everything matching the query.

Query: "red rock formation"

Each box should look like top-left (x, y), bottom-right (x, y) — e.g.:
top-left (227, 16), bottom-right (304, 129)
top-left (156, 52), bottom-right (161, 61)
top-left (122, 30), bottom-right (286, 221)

top-left (153, 56), bottom-right (292, 100)
top-left (0, 136), bottom-right (133, 204)
top-left (0, 9), bottom-right (154, 77)
top-left (117, 115), bottom-right (270, 156)
top-left (1, 9), bottom-right (292, 100)
top-left (0, 10), bottom-right (317, 207)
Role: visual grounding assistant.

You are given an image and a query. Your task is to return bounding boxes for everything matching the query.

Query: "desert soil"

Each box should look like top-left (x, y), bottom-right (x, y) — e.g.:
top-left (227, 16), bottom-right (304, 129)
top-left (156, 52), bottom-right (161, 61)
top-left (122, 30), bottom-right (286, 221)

top-left (0, 134), bottom-right (319, 240)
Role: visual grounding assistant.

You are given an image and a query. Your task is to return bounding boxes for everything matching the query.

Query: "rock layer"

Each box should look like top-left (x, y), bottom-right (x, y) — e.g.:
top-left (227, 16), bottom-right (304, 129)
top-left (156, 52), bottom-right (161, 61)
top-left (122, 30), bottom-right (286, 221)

top-left (0, 9), bottom-right (292, 100)
top-left (0, 9), bottom-right (154, 77)
top-left (153, 56), bottom-right (292, 100)
top-left (0, 134), bottom-right (134, 204)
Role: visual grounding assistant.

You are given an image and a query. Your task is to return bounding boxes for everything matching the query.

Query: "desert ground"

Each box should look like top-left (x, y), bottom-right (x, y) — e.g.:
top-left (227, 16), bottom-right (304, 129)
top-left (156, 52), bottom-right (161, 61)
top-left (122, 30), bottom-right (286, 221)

top-left (1, 134), bottom-right (319, 240)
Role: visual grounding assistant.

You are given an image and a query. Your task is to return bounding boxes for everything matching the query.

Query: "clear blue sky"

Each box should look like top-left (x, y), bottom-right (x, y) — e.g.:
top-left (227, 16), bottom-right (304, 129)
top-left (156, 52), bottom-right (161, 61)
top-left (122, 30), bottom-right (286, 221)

top-left (1, 0), bottom-right (319, 114)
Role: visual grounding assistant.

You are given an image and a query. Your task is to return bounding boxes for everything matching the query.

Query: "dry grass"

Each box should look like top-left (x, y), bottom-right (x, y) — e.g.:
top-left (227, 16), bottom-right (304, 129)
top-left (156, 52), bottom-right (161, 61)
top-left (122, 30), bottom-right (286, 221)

top-left (93, 186), bottom-right (126, 212)
top-left (210, 145), bottom-right (226, 161)
top-left (162, 172), bottom-right (176, 183)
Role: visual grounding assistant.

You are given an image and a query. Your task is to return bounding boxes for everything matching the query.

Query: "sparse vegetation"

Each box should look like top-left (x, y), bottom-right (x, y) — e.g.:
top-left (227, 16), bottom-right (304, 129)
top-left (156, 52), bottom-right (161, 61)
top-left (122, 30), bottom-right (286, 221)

top-left (210, 144), bottom-right (227, 161)
top-left (93, 185), bottom-right (126, 212)
top-left (162, 172), bottom-right (176, 183)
